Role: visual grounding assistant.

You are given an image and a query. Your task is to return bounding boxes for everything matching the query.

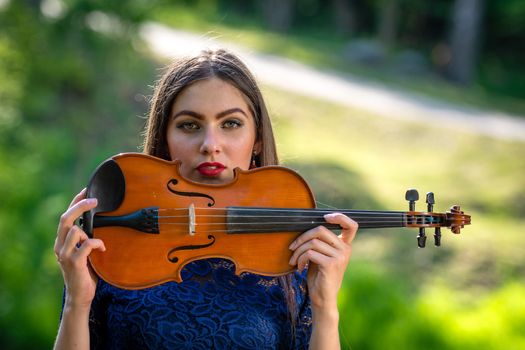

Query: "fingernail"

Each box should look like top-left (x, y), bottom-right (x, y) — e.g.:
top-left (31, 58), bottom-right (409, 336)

top-left (87, 198), bottom-right (98, 205)
top-left (288, 241), bottom-right (296, 250)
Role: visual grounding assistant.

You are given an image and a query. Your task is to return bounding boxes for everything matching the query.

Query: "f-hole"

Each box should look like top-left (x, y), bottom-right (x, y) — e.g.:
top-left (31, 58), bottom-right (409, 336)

top-left (167, 179), bottom-right (216, 207)
top-left (167, 235), bottom-right (216, 263)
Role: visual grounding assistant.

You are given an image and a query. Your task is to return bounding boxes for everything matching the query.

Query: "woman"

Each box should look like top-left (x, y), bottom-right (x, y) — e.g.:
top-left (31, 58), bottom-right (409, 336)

top-left (54, 49), bottom-right (358, 349)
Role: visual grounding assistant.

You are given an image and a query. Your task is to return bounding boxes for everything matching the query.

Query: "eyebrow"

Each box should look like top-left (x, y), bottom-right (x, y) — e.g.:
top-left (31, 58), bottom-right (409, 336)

top-left (217, 108), bottom-right (248, 118)
top-left (172, 108), bottom-right (248, 120)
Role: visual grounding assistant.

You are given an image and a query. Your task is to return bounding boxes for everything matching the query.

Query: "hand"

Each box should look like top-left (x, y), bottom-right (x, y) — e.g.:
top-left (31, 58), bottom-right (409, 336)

top-left (54, 189), bottom-right (105, 309)
top-left (288, 213), bottom-right (358, 310)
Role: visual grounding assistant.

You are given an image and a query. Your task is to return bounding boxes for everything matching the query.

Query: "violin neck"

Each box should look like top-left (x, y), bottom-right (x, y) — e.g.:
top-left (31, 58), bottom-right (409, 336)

top-left (226, 207), bottom-right (406, 234)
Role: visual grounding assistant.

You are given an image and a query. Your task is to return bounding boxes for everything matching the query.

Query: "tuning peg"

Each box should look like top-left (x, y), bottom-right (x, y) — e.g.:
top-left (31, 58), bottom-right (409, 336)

top-left (434, 227), bottom-right (441, 246)
top-left (426, 192), bottom-right (435, 212)
top-left (405, 189), bottom-right (419, 211)
top-left (417, 227), bottom-right (426, 248)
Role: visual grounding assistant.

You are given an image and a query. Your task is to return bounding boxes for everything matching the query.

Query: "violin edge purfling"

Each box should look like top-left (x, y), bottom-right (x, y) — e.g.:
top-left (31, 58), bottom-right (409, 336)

top-left (82, 153), bottom-right (471, 289)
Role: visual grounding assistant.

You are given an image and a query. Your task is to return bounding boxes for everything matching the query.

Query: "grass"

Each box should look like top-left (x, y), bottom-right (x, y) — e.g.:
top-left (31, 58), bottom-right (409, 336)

top-left (258, 81), bottom-right (525, 308)
top-left (265, 85), bottom-right (524, 210)
top-left (48, 8), bottom-right (525, 346)
top-left (5, 7), bottom-right (523, 347)
top-left (261, 85), bottom-right (525, 348)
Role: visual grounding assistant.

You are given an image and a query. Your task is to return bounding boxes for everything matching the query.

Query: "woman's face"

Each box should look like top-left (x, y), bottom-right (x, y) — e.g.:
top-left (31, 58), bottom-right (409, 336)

top-left (166, 77), bottom-right (259, 184)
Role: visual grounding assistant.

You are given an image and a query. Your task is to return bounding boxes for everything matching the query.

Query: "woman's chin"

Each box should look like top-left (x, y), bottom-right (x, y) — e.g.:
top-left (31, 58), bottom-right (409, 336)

top-left (189, 173), bottom-right (233, 185)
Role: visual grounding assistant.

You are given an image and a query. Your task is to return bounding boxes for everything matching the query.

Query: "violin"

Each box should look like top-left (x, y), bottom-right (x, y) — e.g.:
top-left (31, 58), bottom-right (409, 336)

top-left (82, 153), bottom-right (471, 290)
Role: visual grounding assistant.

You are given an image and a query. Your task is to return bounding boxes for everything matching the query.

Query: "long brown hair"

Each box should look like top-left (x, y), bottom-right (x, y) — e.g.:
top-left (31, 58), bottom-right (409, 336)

top-left (142, 49), bottom-right (299, 329)
top-left (143, 48), bottom-right (276, 168)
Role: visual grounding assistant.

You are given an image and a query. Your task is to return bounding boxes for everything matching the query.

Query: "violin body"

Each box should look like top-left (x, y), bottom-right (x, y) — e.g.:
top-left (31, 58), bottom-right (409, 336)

top-left (84, 153), bottom-right (316, 289)
top-left (83, 153), bottom-right (471, 290)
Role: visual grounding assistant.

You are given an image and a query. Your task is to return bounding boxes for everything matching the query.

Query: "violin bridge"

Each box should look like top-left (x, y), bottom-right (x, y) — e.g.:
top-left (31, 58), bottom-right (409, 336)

top-left (189, 203), bottom-right (196, 236)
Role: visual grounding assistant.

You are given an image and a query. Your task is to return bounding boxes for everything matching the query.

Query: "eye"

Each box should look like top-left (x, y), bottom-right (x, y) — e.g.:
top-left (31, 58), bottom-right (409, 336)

top-left (176, 121), bottom-right (200, 131)
top-left (222, 119), bottom-right (243, 129)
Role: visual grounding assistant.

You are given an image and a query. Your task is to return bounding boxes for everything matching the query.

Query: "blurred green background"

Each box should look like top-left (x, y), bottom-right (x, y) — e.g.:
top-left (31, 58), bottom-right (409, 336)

top-left (1, 1), bottom-right (524, 349)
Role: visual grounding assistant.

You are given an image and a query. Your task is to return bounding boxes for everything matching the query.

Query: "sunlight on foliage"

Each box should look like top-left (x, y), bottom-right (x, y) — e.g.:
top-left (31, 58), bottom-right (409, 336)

top-left (263, 85), bottom-right (525, 349)
top-left (1, 2), bottom-right (524, 348)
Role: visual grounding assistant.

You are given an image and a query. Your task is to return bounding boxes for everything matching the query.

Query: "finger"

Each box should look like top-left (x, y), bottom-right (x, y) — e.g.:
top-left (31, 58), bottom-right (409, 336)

top-left (73, 238), bottom-right (106, 265)
top-left (58, 225), bottom-right (106, 265)
top-left (56, 197), bottom-right (98, 245)
top-left (289, 225), bottom-right (341, 251)
top-left (289, 235), bottom-right (338, 266)
top-left (296, 249), bottom-right (328, 272)
top-left (61, 197), bottom-right (98, 230)
top-left (69, 188), bottom-right (87, 208)
top-left (56, 225), bottom-right (83, 261)
top-left (55, 190), bottom-right (88, 256)
top-left (324, 213), bottom-right (358, 244)
top-left (59, 226), bottom-right (86, 261)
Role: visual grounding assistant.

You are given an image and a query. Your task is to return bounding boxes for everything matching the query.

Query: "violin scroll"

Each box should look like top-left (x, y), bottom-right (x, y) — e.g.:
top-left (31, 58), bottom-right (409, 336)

top-left (447, 205), bottom-right (470, 234)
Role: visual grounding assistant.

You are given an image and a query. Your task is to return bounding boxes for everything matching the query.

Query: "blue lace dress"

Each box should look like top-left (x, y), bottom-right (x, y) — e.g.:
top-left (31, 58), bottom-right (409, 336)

top-left (87, 258), bottom-right (312, 349)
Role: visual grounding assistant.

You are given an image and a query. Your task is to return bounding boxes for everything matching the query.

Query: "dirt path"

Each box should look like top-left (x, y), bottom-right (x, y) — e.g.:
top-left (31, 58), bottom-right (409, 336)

top-left (141, 23), bottom-right (525, 142)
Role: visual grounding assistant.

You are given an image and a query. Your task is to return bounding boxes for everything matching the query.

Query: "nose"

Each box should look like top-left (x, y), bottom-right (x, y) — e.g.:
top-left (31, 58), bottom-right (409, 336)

top-left (199, 128), bottom-right (221, 155)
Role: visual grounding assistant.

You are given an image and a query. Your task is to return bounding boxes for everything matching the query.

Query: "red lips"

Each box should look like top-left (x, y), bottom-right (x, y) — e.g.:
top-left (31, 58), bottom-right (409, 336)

top-left (196, 162), bottom-right (226, 177)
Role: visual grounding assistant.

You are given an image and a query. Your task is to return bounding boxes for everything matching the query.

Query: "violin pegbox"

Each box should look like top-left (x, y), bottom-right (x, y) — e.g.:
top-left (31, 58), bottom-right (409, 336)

top-left (404, 189), bottom-right (471, 248)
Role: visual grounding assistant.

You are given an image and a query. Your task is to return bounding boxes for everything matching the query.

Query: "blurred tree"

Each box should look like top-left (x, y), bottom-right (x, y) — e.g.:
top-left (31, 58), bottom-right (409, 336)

top-left (1, 0), bottom-right (525, 348)
top-left (259, 0), bottom-right (295, 32)
top-left (377, 0), bottom-right (399, 48)
top-left (332, 0), bottom-right (356, 36)
top-left (0, 1), bottom-right (156, 348)
top-left (479, 0), bottom-right (525, 97)
top-left (188, 0), bottom-right (524, 96)
top-left (447, 0), bottom-right (485, 84)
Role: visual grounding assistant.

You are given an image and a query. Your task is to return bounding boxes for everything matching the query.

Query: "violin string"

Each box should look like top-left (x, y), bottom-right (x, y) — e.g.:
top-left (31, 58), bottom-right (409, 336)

top-left (155, 207), bottom-right (409, 215)
top-left (151, 219), bottom-right (442, 234)
top-left (313, 200), bottom-right (339, 210)
top-left (156, 217), bottom-right (409, 225)
top-left (157, 214), bottom-right (407, 219)
top-left (156, 213), bottom-right (409, 221)
top-left (154, 223), bottom-right (416, 234)
top-left (156, 212), bottom-right (408, 219)
top-left (149, 207), bottom-right (431, 227)
top-left (157, 220), bottom-right (409, 226)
